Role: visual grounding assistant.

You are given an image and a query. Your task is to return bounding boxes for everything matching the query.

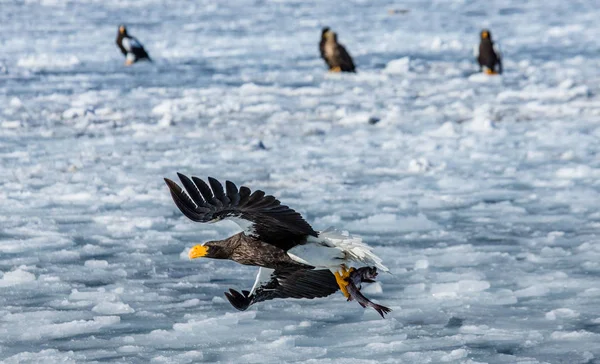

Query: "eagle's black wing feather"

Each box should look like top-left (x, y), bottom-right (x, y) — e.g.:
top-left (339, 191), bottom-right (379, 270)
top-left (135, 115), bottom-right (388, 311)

top-left (165, 174), bottom-right (317, 251)
top-left (337, 44), bottom-right (356, 72)
top-left (496, 44), bottom-right (503, 74)
top-left (130, 37), bottom-right (151, 61)
top-left (224, 268), bottom-right (339, 311)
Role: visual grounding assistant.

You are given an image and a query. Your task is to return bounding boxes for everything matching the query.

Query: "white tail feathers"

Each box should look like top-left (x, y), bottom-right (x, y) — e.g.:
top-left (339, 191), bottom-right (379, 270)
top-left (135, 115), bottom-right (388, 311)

top-left (315, 228), bottom-right (389, 272)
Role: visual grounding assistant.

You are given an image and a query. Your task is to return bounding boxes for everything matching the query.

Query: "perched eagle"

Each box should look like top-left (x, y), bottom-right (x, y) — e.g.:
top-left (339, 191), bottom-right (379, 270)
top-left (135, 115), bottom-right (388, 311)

top-left (319, 27), bottom-right (356, 73)
top-left (475, 29), bottom-right (502, 75)
top-left (165, 174), bottom-right (391, 317)
top-left (116, 25), bottom-right (151, 65)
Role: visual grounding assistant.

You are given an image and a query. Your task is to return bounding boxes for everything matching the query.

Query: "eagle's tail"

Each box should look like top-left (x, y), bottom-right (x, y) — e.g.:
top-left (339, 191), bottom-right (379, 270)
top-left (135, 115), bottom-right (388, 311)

top-left (318, 228), bottom-right (389, 272)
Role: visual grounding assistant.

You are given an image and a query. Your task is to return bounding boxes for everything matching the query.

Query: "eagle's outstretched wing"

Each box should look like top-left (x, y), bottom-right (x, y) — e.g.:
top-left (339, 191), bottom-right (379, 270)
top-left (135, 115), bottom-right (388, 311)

top-left (224, 267), bottom-right (339, 311)
top-left (164, 174), bottom-right (317, 251)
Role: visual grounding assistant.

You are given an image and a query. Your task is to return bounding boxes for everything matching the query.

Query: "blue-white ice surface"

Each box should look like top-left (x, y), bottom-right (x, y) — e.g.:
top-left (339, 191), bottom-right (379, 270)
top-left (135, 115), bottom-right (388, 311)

top-left (1, 0), bottom-right (600, 363)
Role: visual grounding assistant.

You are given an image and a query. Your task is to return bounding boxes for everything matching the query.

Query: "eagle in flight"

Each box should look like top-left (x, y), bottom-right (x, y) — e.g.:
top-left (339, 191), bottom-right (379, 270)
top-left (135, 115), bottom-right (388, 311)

top-left (164, 174), bottom-right (391, 318)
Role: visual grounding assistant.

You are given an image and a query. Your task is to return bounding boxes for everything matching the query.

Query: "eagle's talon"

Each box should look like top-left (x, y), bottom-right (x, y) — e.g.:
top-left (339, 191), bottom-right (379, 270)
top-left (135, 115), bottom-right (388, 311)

top-left (334, 265), bottom-right (356, 298)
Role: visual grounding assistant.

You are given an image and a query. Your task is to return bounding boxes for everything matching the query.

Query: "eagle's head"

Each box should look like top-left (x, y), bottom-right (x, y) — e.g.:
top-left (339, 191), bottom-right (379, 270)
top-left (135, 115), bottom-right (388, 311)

top-left (480, 29), bottom-right (492, 41)
top-left (324, 30), bottom-right (337, 42)
top-left (189, 241), bottom-right (231, 260)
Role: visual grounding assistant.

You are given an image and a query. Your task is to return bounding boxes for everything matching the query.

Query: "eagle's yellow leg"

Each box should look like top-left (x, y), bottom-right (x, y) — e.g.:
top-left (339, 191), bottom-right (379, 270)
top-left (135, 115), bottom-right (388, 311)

top-left (125, 59), bottom-right (134, 66)
top-left (330, 66), bottom-right (342, 72)
top-left (484, 69), bottom-right (497, 75)
top-left (334, 265), bottom-right (355, 298)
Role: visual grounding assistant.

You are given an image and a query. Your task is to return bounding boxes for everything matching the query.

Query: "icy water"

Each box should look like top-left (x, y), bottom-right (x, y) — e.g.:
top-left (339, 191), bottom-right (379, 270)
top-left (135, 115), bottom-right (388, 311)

top-left (1, 0), bottom-right (600, 363)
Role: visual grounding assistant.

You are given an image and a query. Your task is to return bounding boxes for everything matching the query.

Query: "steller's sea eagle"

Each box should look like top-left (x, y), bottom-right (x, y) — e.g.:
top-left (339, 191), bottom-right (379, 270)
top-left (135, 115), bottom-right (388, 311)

top-left (164, 174), bottom-right (391, 318)
top-left (475, 29), bottom-right (502, 75)
top-left (116, 25), bottom-right (152, 66)
top-left (319, 27), bottom-right (356, 73)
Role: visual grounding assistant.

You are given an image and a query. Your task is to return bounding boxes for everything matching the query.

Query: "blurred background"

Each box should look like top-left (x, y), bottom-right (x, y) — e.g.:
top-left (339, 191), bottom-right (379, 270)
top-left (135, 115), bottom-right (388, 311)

top-left (1, 0), bottom-right (600, 363)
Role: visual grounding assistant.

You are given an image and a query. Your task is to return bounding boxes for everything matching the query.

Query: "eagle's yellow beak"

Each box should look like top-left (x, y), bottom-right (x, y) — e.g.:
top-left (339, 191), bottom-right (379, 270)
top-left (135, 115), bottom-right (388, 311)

top-left (189, 245), bottom-right (208, 259)
top-left (119, 26), bottom-right (125, 34)
top-left (482, 31), bottom-right (489, 39)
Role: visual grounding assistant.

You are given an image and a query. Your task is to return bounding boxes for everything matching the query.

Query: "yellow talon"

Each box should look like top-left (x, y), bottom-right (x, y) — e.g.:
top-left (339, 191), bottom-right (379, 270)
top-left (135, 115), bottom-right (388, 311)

top-left (334, 271), bottom-right (349, 298)
top-left (330, 66), bottom-right (341, 72)
top-left (484, 68), bottom-right (497, 75)
top-left (125, 59), bottom-right (134, 66)
top-left (334, 265), bottom-right (355, 298)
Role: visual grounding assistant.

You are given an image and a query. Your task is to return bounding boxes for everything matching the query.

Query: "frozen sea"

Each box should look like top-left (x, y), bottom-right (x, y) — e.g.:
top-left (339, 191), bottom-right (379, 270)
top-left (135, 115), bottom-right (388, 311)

top-left (1, 0), bottom-right (600, 363)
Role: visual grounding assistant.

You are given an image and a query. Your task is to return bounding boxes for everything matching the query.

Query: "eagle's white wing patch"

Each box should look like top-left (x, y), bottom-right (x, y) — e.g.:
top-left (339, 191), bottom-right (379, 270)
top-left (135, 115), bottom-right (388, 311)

top-left (228, 217), bottom-right (257, 236)
top-left (493, 43), bottom-right (502, 58)
top-left (122, 37), bottom-right (143, 52)
top-left (121, 38), bottom-right (132, 52)
top-left (250, 267), bottom-right (274, 295)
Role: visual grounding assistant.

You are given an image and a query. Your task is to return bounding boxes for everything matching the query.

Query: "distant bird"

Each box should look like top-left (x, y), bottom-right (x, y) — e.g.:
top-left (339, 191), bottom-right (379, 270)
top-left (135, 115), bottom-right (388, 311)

top-left (165, 174), bottom-right (391, 317)
top-left (116, 25), bottom-right (151, 65)
top-left (319, 27), bottom-right (356, 73)
top-left (388, 8), bottom-right (410, 15)
top-left (256, 140), bottom-right (268, 150)
top-left (475, 29), bottom-right (502, 75)
top-left (368, 116), bottom-right (381, 125)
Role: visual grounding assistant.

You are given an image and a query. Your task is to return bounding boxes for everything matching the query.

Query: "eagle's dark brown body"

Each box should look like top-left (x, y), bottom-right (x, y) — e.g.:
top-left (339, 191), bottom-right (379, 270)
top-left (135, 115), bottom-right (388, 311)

top-left (477, 29), bottom-right (502, 74)
top-left (478, 40), bottom-right (499, 72)
top-left (206, 232), bottom-right (311, 270)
